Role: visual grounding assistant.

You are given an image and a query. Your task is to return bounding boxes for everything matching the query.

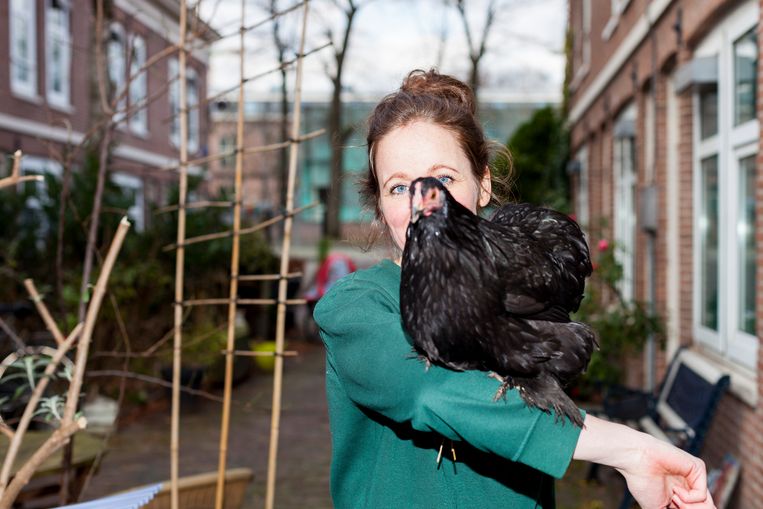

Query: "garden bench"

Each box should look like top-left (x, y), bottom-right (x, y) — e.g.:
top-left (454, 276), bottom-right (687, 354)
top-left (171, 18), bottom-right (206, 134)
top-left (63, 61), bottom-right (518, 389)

top-left (587, 347), bottom-right (730, 509)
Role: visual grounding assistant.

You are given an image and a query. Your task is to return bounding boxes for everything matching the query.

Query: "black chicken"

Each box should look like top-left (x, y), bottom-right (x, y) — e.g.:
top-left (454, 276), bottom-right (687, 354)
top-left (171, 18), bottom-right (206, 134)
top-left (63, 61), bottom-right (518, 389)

top-left (400, 177), bottom-right (596, 427)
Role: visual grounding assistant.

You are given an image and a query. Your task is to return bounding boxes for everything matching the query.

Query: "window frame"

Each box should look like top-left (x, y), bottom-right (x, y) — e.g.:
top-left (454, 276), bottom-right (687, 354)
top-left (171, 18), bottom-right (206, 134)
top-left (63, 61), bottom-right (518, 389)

top-left (692, 0), bottom-right (759, 369)
top-left (613, 103), bottom-right (637, 302)
top-left (168, 58), bottom-right (200, 154)
top-left (108, 22), bottom-right (127, 125)
top-left (45, 0), bottom-right (71, 109)
top-left (128, 34), bottom-right (148, 136)
top-left (10, 0), bottom-right (38, 100)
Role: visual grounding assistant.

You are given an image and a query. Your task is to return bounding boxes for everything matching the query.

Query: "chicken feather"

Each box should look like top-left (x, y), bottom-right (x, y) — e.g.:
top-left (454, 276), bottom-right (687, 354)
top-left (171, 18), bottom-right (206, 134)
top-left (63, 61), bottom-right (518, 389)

top-left (400, 177), bottom-right (597, 427)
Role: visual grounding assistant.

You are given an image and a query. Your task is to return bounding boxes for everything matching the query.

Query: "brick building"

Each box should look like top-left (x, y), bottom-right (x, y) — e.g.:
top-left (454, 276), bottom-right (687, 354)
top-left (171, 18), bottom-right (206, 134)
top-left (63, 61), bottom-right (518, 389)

top-left (567, 0), bottom-right (760, 505)
top-left (0, 0), bottom-right (218, 230)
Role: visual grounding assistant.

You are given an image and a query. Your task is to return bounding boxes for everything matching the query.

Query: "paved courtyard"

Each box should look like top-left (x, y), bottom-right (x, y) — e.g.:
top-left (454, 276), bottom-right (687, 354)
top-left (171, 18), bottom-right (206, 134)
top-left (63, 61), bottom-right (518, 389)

top-left (80, 341), bottom-right (622, 508)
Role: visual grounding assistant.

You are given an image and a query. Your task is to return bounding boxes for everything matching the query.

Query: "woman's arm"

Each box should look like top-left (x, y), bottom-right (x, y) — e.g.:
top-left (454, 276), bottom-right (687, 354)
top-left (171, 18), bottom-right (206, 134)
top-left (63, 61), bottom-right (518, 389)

top-left (315, 273), bottom-right (582, 478)
top-left (574, 414), bottom-right (715, 509)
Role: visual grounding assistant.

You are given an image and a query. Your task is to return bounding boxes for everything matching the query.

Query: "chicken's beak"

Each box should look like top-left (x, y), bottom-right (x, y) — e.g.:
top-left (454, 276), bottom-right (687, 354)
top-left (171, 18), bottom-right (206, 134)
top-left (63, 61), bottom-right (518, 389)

top-left (410, 184), bottom-right (441, 223)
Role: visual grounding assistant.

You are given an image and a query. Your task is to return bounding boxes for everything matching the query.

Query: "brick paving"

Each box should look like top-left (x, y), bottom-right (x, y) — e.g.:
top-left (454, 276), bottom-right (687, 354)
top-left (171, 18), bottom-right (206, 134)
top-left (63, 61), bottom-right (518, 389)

top-left (80, 340), bottom-right (622, 509)
top-left (82, 340), bottom-right (332, 509)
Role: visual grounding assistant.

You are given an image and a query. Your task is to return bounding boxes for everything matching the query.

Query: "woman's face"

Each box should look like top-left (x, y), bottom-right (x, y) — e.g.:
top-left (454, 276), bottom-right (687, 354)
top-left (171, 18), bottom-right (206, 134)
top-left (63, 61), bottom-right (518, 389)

top-left (374, 120), bottom-right (491, 254)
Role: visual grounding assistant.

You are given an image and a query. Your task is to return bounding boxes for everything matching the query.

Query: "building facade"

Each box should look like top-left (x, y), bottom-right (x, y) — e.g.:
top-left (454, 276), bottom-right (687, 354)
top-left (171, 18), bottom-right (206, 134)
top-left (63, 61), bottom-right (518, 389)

top-left (0, 0), bottom-right (217, 230)
top-left (207, 96), bottom-right (558, 255)
top-left (567, 0), bottom-right (760, 505)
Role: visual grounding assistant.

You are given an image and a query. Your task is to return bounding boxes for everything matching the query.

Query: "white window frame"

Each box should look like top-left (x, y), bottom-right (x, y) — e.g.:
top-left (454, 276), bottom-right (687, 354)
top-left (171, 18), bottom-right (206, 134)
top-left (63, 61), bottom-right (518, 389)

top-left (613, 103), bottom-right (637, 302)
top-left (10, 0), bottom-right (38, 100)
top-left (692, 0), bottom-right (759, 370)
top-left (128, 34), bottom-right (148, 136)
top-left (108, 22), bottom-right (127, 125)
top-left (111, 172), bottom-right (145, 232)
top-left (45, 0), bottom-right (71, 110)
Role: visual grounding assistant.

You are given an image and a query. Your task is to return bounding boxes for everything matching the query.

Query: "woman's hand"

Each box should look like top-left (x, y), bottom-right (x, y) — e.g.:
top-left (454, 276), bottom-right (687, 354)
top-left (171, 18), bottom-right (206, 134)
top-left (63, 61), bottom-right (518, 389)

top-left (615, 435), bottom-right (715, 509)
top-left (573, 415), bottom-right (715, 509)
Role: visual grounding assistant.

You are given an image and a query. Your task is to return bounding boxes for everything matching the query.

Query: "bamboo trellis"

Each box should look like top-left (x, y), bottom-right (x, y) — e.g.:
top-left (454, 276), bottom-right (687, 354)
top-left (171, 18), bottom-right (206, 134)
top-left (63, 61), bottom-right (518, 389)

top-left (166, 2), bottom-right (320, 509)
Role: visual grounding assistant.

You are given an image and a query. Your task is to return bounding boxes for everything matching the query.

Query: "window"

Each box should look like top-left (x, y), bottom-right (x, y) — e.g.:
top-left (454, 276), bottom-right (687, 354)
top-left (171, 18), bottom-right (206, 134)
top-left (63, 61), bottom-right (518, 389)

top-left (573, 145), bottom-right (589, 230)
top-left (613, 104), bottom-right (637, 301)
top-left (45, 0), bottom-right (71, 108)
top-left (10, 0), bottom-right (37, 98)
top-left (219, 135), bottom-right (235, 168)
top-left (129, 35), bottom-right (148, 135)
top-left (112, 173), bottom-right (145, 232)
top-left (19, 156), bottom-right (63, 245)
top-left (693, 1), bottom-right (758, 369)
top-left (733, 28), bottom-right (757, 126)
top-left (187, 68), bottom-right (199, 154)
top-left (570, 0), bottom-right (591, 89)
top-left (168, 58), bottom-right (200, 154)
top-left (108, 23), bottom-right (127, 124)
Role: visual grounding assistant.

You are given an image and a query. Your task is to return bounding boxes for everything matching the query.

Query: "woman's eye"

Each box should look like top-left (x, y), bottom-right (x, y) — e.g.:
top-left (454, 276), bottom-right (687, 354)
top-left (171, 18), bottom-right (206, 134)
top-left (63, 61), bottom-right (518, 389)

top-left (390, 184), bottom-right (408, 195)
top-left (437, 175), bottom-right (453, 185)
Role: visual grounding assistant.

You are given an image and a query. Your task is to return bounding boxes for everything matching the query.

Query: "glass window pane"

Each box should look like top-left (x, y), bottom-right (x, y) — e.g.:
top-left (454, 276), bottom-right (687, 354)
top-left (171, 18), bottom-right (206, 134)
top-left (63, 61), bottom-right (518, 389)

top-left (734, 28), bottom-right (757, 125)
top-left (738, 155), bottom-right (756, 335)
top-left (699, 85), bottom-right (718, 139)
top-left (700, 155), bottom-right (719, 331)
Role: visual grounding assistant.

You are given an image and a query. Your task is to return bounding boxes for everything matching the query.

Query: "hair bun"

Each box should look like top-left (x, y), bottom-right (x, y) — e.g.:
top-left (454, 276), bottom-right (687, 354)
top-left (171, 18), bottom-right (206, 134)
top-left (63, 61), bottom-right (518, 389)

top-left (400, 69), bottom-right (476, 115)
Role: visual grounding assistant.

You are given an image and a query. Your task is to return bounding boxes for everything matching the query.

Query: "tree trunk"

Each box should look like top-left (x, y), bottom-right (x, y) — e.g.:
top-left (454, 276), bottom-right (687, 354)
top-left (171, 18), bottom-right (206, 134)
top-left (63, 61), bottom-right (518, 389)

top-left (324, 2), bottom-right (358, 240)
top-left (325, 80), bottom-right (343, 239)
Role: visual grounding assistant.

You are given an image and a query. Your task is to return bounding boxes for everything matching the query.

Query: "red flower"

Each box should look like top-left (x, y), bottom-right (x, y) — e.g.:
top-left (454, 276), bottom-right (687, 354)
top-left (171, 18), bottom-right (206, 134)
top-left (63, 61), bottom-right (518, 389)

top-left (592, 262), bottom-right (599, 271)
top-left (597, 239), bottom-right (609, 252)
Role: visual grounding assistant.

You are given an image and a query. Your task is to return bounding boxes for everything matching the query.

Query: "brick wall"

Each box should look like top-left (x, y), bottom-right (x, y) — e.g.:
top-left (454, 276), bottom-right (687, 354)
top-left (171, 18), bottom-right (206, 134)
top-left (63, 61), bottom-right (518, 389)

top-left (568, 0), bottom-right (763, 506)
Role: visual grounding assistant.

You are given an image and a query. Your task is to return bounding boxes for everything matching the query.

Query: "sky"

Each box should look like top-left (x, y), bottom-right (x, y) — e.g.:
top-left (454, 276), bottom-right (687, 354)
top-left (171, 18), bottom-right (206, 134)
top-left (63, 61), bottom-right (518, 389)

top-left (198, 0), bottom-right (567, 103)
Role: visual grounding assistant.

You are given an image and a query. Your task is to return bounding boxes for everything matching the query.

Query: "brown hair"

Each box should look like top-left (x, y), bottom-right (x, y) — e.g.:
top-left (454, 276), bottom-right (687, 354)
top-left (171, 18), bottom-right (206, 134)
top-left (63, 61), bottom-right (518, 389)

top-left (360, 69), bottom-right (511, 223)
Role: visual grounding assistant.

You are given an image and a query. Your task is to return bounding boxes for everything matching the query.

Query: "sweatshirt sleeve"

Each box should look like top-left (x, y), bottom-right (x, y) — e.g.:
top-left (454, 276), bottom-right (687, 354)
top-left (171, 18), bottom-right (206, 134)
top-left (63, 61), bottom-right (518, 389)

top-left (314, 272), bottom-right (583, 479)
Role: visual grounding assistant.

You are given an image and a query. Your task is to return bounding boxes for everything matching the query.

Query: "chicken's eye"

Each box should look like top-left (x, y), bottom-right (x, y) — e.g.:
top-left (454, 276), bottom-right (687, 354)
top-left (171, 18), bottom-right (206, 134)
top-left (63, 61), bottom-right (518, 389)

top-left (437, 175), bottom-right (453, 185)
top-left (390, 183), bottom-right (408, 195)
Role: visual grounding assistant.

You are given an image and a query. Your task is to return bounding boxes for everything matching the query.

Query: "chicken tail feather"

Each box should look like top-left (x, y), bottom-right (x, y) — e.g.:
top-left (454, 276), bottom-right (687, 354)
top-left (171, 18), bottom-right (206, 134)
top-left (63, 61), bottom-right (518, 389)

top-left (502, 374), bottom-right (584, 428)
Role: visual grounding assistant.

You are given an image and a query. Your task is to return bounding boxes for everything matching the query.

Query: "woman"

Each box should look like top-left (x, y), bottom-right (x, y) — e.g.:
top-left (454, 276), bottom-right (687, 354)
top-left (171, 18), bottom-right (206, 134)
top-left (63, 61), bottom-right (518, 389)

top-left (314, 69), bottom-right (714, 509)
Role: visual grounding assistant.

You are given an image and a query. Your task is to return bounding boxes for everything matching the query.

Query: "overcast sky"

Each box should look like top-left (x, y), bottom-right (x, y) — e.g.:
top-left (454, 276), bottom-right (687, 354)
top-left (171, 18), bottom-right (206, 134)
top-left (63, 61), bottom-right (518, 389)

top-left (198, 0), bottom-right (567, 102)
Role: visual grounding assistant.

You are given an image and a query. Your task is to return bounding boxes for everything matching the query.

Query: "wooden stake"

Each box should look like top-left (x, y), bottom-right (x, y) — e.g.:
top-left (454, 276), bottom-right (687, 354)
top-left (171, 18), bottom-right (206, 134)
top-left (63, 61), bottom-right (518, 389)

top-left (0, 151), bottom-right (43, 190)
top-left (170, 2), bottom-right (189, 508)
top-left (23, 279), bottom-right (65, 346)
top-left (214, 0), bottom-right (246, 505)
top-left (265, 2), bottom-right (310, 507)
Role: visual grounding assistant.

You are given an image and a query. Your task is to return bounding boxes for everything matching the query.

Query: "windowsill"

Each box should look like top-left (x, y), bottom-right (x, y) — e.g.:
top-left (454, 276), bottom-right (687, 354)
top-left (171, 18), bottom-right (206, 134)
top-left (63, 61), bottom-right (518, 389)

top-left (46, 100), bottom-right (74, 115)
top-left (693, 345), bottom-right (758, 407)
top-left (129, 125), bottom-right (150, 139)
top-left (11, 89), bottom-right (44, 105)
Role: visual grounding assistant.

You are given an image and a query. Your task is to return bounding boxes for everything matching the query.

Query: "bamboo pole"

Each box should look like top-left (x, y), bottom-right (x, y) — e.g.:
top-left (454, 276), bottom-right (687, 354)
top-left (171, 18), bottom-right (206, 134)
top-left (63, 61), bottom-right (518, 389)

top-left (182, 298), bottom-right (307, 306)
top-left (0, 151), bottom-right (43, 190)
top-left (170, 1), bottom-right (189, 508)
top-left (156, 128), bottom-right (324, 172)
top-left (238, 272), bottom-right (302, 281)
top-left (161, 201), bottom-right (319, 251)
top-left (265, 2), bottom-right (310, 507)
top-left (214, 0), bottom-right (247, 505)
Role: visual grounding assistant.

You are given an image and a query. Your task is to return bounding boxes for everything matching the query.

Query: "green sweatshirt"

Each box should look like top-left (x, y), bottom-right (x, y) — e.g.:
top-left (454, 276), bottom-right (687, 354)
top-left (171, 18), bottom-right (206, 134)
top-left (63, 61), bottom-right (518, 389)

top-left (314, 259), bottom-right (583, 509)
